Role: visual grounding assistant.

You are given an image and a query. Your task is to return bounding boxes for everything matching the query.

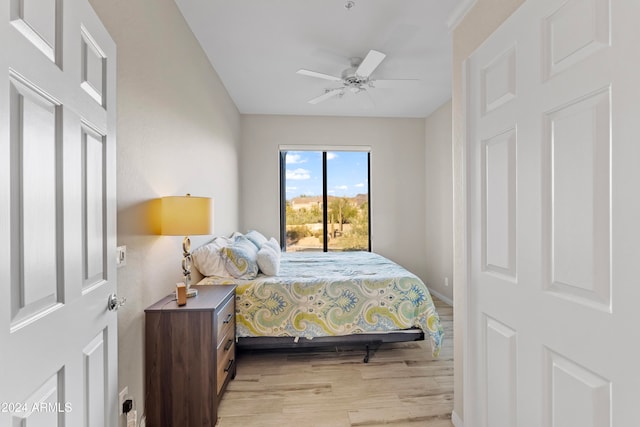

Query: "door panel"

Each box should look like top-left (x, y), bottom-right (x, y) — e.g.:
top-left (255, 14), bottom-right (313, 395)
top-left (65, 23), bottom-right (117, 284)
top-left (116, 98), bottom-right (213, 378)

top-left (10, 372), bottom-right (65, 426)
top-left (82, 124), bottom-right (107, 291)
top-left (542, 0), bottom-right (609, 80)
top-left (83, 331), bottom-right (107, 427)
top-left (481, 46), bottom-right (516, 116)
top-left (543, 348), bottom-right (611, 427)
top-left (80, 26), bottom-right (106, 106)
top-left (466, 0), bottom-right (640, 425)
top-left (485, 316), bottom-right (517, 427)
top-left (542, 88), bottom-right (611, 311)
top-left (9, 75), bottom-right (62, 328)
top-left (9, 0), bottom-right (60, 63)
top-left (482, 128), bottom-right (517, 279)
top-left (0, 0), bottom-right (117, 425)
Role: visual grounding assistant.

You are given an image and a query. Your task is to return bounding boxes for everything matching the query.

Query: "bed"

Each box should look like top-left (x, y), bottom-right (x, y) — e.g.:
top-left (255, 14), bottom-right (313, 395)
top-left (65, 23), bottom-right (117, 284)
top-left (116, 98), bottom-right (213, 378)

top-left (196, 250), bottom-right (444, 361)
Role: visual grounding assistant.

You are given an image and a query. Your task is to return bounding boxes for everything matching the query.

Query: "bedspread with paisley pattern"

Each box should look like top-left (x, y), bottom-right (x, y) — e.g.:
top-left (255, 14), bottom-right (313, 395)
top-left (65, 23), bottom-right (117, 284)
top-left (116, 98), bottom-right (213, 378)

top-left (197, 251), bottom-right (444, 356)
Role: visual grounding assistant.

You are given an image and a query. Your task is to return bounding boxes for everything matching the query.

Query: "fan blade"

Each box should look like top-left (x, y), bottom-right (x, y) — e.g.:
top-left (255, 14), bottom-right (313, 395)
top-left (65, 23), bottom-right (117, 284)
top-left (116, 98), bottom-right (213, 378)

top-left (297, 69), bottom-right (343, 82)
top-left (308, 89), bottom-right (343, 104)
top-left (372, 79), bottom-right (420, 88)
top-left (355, 50), bottom-right (386, 78)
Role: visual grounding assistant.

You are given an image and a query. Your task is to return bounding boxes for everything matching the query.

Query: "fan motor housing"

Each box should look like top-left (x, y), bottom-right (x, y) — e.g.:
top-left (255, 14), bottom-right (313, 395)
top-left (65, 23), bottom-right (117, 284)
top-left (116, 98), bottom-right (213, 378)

top-left (342, 66), bottom-right (369, 87)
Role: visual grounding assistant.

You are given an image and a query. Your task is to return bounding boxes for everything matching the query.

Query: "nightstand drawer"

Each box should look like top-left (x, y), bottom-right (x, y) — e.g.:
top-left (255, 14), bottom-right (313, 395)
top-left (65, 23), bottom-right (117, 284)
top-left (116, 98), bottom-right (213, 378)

top-left (216, 294), bottom-right (235, 340)
top-left (216, 326), bottom-right (235, 394)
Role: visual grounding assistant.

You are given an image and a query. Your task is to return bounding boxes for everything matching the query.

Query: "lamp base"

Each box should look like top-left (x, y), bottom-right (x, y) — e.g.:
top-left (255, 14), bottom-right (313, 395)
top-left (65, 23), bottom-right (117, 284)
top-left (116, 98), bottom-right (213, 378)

top-left (186, 287), bottom-right (198, 298)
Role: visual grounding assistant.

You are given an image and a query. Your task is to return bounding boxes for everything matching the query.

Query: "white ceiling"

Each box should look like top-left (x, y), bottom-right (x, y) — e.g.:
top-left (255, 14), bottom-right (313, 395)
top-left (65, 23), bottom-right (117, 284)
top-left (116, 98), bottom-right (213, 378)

top-left (174, 0), bottom-right (462, 118)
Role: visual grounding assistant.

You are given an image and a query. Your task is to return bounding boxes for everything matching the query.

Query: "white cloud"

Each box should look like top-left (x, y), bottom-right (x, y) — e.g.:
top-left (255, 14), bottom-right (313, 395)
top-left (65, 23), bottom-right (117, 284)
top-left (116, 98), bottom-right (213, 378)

top-left (286, 186), bottom-right (297, 193)
top-left (286, 154), bottom-right (307, 164)
top-left (335, 185), bottom-right (348, 191)
top-left (354, 183), bottom-right (365, 188)
top-left (326, 152), bottom-right (337, 160)
top-left (286, 168), bottom-right (311, 180)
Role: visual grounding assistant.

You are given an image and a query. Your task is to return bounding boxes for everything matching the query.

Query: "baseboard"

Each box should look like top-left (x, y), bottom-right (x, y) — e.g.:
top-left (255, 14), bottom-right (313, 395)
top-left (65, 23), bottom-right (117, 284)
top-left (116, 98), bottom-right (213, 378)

top-left (429, 288), bottom-right (453, 306)
top-left (452, 410), bottom-right (464, 427)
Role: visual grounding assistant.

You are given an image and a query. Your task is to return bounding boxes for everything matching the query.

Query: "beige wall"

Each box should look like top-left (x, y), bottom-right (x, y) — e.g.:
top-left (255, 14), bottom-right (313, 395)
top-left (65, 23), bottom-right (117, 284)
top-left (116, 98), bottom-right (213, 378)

top-left (240, 115), bottom-right (429, 283)
top-left (89, 0), bottom-right (241, 422)
top-left (451, 0), bottom-right (525, 421)
top-left (424, 100), bottom-right (453, 303)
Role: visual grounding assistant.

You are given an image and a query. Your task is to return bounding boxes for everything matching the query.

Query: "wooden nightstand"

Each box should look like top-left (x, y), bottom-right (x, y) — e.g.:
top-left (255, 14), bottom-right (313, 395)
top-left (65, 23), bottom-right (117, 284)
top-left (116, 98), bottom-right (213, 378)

top-left (144, 285), bottom-right (236, 426)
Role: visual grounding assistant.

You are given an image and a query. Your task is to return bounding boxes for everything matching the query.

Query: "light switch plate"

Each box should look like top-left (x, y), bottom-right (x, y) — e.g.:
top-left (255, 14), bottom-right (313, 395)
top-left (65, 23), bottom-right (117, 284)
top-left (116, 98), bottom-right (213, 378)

top-left (116, 246), bottom-right (127, 267)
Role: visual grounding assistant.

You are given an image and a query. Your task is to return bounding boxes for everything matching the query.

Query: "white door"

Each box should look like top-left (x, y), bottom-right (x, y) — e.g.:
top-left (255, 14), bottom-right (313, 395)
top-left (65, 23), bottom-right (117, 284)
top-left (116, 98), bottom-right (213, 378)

top-left (0, 0), bottom-right (117, 425)
top-left (465, 0), bottom-right (640, 425)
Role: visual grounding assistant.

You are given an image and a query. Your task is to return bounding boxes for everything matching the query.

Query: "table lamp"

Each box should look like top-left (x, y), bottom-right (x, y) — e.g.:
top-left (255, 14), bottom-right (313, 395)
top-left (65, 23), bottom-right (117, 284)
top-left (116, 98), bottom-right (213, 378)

top-left (159, 194), bottom-right (213, 297)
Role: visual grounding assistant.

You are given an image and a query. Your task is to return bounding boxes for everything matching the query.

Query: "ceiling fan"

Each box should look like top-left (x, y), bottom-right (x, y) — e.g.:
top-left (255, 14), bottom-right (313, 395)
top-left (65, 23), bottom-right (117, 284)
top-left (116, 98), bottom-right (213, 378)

top-left (297, 49), bottom-right (418, 105)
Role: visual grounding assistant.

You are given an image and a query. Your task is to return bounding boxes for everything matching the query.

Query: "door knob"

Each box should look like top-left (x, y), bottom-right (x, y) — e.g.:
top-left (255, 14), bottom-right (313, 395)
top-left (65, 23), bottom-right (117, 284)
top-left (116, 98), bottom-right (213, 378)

top-left (107, 294), bottom-right (126, 311)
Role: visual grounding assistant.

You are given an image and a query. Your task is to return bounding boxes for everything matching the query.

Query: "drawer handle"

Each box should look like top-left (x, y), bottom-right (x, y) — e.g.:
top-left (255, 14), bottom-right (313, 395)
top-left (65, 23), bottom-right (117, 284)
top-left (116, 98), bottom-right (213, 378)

top-left (223, 313), bottom-right (233, 324)
top-left (224, 359), bottom-right (234, 373)
top-left (224, 339), bottom-right (233, 352)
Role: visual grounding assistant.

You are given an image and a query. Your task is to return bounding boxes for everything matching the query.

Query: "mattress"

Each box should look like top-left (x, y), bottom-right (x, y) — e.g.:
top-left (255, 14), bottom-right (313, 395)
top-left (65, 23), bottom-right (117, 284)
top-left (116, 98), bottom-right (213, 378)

top-left (197, 251), bottom-right (444, 356)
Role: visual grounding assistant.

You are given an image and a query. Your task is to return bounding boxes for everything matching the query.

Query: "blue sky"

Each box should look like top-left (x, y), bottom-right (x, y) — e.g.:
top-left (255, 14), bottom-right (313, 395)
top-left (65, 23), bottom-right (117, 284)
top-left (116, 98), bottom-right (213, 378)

top-left (285, 151), bottom-right (368, 199)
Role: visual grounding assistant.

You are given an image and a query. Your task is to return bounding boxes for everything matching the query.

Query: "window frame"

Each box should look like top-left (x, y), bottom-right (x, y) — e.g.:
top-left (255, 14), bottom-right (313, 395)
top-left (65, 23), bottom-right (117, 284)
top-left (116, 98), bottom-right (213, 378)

top-left (279, 146), bottom-right (371, 252)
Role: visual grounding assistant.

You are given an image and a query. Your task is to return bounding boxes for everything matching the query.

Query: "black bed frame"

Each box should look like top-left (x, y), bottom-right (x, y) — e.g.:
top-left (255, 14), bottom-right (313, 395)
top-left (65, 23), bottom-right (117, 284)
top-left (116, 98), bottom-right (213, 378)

top-left (236, 329), bottom-right (425, 363)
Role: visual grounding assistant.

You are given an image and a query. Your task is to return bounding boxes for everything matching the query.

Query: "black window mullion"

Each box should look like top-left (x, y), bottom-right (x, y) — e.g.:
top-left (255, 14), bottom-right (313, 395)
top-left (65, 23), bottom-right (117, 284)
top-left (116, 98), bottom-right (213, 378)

top-left (367, 151), bottom-right (371, 252)
top-left (322, 151), bottom-right (328, 252)
top-left (279, 151), bottom-right (287, 250)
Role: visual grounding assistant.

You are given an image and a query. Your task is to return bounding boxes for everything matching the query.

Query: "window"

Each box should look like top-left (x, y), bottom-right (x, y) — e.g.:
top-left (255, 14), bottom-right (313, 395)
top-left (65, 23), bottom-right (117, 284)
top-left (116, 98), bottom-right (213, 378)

top-left (280, 149), bottom-right (370, 252)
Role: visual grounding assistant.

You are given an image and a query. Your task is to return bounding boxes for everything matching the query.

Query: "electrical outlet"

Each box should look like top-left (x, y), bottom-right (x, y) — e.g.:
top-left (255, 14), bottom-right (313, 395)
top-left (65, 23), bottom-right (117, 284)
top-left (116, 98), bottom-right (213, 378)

top-left (444, 277), bottom-right (449, 287)
top-left (117, 246), bottom-right (127, 268)
top-left (119, 386), bottom-right (128, 415)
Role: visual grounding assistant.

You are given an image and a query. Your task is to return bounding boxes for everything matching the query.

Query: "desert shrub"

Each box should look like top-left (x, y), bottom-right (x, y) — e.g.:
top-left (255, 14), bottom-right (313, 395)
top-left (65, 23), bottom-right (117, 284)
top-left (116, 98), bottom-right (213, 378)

top-left (286, 225), bottom-right (311, 244)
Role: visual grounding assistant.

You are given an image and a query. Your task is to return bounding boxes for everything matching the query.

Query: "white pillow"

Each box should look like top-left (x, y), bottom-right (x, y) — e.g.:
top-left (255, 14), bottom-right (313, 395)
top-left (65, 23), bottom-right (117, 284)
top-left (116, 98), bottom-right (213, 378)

top-left (245, 230), bottom-right (268, 248)
top-left (192, 236), bottom-right (233, 277)
top-left (263, 237), bottom-right (281, 255)
top-left (257, 245), bottom-right (280, 276)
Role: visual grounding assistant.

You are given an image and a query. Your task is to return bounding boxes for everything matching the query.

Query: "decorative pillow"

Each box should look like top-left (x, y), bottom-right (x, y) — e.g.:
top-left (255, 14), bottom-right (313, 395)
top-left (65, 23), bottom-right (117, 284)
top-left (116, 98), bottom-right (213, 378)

top-left (220, 235), bottom-right (259, 279)
top-left (192, 236), bottom-right (233, 277)
top-left (257, 245), bottom-right (280, 276)
top-left (245, 230), bottom-right (268, 249)
top-left (263, 237), bottom-right (281, 255)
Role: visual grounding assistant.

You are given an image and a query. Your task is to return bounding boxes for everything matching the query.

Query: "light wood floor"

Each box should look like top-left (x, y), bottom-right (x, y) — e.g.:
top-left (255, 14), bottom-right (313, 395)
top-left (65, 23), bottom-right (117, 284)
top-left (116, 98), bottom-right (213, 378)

top-left (218, 297), bottom-right (454, 426)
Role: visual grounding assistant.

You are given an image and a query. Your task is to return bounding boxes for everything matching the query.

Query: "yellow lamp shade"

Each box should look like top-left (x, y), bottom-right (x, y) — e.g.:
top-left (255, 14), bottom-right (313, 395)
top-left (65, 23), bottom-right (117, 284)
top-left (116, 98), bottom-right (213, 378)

top-left (159, 195), bottom-right (213, 236)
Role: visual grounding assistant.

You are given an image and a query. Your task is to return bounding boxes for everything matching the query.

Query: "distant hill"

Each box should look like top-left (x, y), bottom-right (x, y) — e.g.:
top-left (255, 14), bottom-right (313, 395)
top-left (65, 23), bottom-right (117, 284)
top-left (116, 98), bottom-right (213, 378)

top-left (289, 194), bottom-right (368, 210)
